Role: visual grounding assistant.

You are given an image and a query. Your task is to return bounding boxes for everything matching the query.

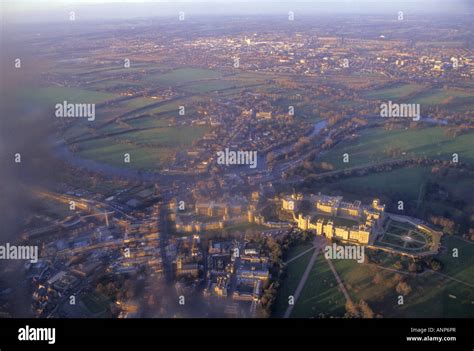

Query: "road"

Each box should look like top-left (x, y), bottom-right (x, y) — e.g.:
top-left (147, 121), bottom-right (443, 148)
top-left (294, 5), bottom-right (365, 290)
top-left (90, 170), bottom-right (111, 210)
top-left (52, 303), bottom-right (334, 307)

top-left (326, 257), bottom-right (353, 305)
top-left (284, 245), bottom-right (317, 265)
top-left (158, 201), bottom-right (174, 284)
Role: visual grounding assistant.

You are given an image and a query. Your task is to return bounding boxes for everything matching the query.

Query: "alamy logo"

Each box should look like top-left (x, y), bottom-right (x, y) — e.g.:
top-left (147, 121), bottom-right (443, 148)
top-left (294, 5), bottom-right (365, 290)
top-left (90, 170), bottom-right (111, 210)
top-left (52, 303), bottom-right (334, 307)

top-left (18, 325), bottom-right (56, 344)
top-left (380, 101), bottom-right (420, 121)
top-left (0, 243), bottom-right (38, 263)
top-left (217, 148), bottom-right (257, 169)
top-left (324, 243), bottom-right (365, 263)
top-left (55, 101), bottom-right (96, 121)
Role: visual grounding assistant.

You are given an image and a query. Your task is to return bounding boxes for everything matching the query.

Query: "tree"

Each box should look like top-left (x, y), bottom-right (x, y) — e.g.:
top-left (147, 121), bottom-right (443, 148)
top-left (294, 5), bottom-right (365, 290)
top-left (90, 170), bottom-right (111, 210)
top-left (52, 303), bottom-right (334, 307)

top-left (372, 273), bottom-right (383, 285)
top-left (345, 300), bottom-right (359, 317)
top-left (359, 300), bottom-right (375, 318)
top-left (429, 259), bottom-right (442, 272)
top-left (266, 151), bottom-right (276, 164)
top-left (408, 262), bottom-right (418, 273)
top-left (395, 281), bottom-right (412, 296)
top-left (320, 162), bottom-right (334, 171)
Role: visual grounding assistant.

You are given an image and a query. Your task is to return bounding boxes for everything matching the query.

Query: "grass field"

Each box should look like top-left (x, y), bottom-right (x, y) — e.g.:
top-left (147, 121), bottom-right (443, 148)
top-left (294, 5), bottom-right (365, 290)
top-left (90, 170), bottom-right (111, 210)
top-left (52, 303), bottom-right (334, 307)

top-left (325, 167), bottom-right (430, 201)
top-left (410, 87), bottom-right (474, 106)
top-left (363, 83), bottom-right (474, 112)
top-left (80, 292), bottom-right (110, 317)
top-left (438, 176), bottom-right (474, 204)
top-left (76, 140), bottom-right (171, 168)
top-left (126, 116), bottom-right (172, 129)
top-left (272, 243), bottom-right (314, 317)
top-left (114, 125), bottom-right (209, 145)
top-left (363, 83), bottom-right (426, 100)
top-left (319, 127), bottom-right (474, 169)
top-left (284, 242), bottom-right (314, 261)
top-left (87, 79), bottom-right (143, 91)
top-left (23, 86), bottom-right (118, 106)
top-left (316, 213), bottom-right (360, 227)
top-left (332, 259), bottom-right (395, 305)
top-left (437, 236), bottom-right (474, 284)
top-left (124, 96), bottom-right (164, 109)
top-left (331, 253), bottom-right (474, 318)
top-left (390, 273), bottom-right (474, 318)
top-left (290, 256), bottom-right (346, 318)
top-left (149, 68), bottom-right (223, 85)
top-left (181, 80), bottom-right (256, 93)
top-left (75, 124), bottom-right (209, 169)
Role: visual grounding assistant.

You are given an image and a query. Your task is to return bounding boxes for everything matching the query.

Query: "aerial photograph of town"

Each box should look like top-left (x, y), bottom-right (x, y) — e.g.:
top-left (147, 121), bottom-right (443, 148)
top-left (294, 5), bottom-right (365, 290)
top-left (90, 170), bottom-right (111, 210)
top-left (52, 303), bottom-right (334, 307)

top-left (0, 0), bottom-right (473, 346)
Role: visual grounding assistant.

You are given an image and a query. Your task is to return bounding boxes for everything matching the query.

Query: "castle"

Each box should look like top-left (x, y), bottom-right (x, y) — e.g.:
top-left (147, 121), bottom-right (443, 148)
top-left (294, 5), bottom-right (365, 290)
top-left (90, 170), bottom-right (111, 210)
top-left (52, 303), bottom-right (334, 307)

top-left (282, 193), bottom-right (386, 245)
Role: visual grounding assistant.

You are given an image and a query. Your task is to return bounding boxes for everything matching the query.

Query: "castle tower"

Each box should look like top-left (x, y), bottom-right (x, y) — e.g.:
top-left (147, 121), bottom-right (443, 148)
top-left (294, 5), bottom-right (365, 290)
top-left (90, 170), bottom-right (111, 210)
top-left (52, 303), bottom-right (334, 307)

top-left (247, 210), bottom-right (255, 223)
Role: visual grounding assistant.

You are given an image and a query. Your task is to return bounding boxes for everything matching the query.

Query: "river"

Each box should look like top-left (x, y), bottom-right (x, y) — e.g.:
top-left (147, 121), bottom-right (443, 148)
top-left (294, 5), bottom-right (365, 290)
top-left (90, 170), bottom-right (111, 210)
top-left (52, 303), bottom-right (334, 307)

top-left (52, 119), bottom-right (329, 182)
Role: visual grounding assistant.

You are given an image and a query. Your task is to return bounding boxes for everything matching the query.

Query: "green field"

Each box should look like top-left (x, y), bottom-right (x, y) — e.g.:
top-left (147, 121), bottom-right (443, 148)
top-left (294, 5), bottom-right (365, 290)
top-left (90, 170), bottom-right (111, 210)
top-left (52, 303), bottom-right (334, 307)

top-left (363, 83), bottom-right (474, 112)
top-left (316, 213), bottom-right (360, 228)
top-left (181, 80), bottom-right (255, 93)
top-left (127, 116), bottom-right (172, 129)
top-left (75, 124), bottom-right (209, 169)
top-left (319, 127), bottom-right (474, 169)
top-left (124, 96), bottom-right (165, 109)
top-left (437, 236), bottom-right (474, 284)
top-left (332, 259), bottom-right (395, 305)
top-left (87, 79), bottom-right (143, 90)
top-left (410, 87), bottom-right (474, 106)
top-left (392, 273), bottom-right (474, 318)
top-left (363, 83), bottom-right (426, 100)
top-left (150, 68), bottom-right (223, 85)
top-left (77, 141), bottom-right (169, 168)
top-left (272, 243), bottom-right (314, 317)
top-left (326, 167), bottom-right (430, 200)
top-left (437, 176), bottom-right (474, 204)
top-left (332, 255), bottom-right (474, 318)
top-left (290, 256), bottom-right (346, 318)
top-left (80, 292), bottom-right (110, 317)
top-left (284, 242), bottom-right (314, 261)
top-left (23, 86), bottom-right (117, 107)
top-left (114, 125), bottom-right (209, 145)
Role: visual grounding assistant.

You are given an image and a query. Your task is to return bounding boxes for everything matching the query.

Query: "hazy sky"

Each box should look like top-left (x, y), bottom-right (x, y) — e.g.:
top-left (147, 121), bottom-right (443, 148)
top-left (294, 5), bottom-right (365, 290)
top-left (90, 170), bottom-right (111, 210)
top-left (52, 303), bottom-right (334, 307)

top-left (2, 0), bottom-right (472, 23)
top-left (2, 0), bottom-right (471, 2)
top-left (3, 0), bottom-right (472, 3)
